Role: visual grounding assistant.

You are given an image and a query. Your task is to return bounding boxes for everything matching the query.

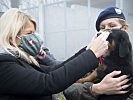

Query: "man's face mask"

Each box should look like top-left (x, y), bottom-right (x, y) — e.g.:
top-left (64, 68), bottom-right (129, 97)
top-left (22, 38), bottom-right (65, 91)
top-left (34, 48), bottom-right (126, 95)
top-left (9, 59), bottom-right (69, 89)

top-left (17, 33), bottom-right (43, 56)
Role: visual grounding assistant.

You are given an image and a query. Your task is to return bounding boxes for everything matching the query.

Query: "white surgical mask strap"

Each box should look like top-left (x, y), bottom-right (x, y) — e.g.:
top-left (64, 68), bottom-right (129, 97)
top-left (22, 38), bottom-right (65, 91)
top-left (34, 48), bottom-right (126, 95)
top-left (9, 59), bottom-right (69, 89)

top-left (17, 35), bottom-right (21, 39)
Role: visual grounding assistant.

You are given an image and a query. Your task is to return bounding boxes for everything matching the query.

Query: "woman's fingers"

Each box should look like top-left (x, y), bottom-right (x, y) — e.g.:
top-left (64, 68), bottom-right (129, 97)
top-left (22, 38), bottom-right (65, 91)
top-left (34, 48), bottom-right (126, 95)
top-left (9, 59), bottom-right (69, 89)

top-left (98, 31), bottom-right (110, 40)
top-left (109, 70), bottom-right (121, 77)
top-left (120, 83), bottom-right (131, 90)
top-left (94, 71), bottom-right (131, 95)
top-left (107, 71), bottom-right (130, 91)
top-left (117, 75), bottom-right (130, 86)
top-left (114, 90), bottom-right (129, 94)
top-left (89, 31), bottom-right (110, 58)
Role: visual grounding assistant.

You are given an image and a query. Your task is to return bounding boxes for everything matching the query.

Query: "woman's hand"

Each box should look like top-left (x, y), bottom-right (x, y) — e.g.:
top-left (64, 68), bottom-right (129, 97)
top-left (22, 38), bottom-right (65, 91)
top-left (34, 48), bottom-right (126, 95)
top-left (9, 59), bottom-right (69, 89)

top-left (92, 71), bottom-right (130, 95)
top-left (87, 31), bottom-right (109, 58)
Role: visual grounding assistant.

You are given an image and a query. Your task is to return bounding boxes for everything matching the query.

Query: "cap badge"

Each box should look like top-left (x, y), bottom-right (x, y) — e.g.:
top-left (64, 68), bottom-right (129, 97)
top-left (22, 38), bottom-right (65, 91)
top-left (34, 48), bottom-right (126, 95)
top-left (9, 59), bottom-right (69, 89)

top-left (115, 8), bottom-right (122, 14)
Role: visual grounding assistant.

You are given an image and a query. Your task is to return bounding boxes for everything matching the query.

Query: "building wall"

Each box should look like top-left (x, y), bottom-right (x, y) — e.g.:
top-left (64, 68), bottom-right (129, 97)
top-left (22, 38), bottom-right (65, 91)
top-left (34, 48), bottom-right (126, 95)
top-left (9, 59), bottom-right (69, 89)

top-left (44, 5), bottom-right (103, 60)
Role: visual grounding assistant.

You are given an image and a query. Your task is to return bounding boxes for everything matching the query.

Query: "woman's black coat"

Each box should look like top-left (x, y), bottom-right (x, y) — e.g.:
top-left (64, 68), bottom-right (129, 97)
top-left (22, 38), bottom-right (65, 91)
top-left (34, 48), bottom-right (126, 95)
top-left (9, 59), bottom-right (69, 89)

top-left (0, 48), bottom-right (98, 100)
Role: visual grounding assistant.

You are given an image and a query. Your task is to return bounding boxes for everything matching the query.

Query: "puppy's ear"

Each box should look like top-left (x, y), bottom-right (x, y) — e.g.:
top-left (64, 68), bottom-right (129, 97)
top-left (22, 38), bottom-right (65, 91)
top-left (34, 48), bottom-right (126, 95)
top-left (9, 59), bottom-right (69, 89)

top-left (119, 34), bottom-right (130, 58)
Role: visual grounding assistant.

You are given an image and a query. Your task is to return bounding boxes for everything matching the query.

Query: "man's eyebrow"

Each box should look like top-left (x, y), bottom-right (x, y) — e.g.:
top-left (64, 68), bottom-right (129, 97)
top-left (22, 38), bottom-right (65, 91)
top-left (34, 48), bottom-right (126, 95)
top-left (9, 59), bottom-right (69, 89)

top-left (100, 24), bottom-right (105, 26)
top-left (109, 22), bottom-right (116, 24)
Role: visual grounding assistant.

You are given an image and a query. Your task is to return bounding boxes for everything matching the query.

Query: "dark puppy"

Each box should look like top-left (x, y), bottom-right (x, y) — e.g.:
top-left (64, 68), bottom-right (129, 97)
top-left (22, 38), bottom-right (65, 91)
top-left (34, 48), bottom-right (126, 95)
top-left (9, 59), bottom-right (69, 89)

top-left (96, 29), bottom-right (133, 100)
top-left (76, 29), bottom-right (133, 99)
top-left (77, 29), bottom-right (132, 84)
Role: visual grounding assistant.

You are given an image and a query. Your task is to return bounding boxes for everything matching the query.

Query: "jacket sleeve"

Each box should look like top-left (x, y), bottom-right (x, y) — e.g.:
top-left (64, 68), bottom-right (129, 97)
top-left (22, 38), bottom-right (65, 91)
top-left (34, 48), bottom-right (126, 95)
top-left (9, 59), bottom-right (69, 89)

top-left (38, 47), bottom-right (62, 67)
top-left (64, 82), bottom-right (97, 100)
top-left (0, 49), bottom-right (99, 96)
top-left (40, 47), bottom-right (86, 70)
top-left (40, 47), bottom-right (87, 71)
top-left (42, 46), bottom-right (86, 71)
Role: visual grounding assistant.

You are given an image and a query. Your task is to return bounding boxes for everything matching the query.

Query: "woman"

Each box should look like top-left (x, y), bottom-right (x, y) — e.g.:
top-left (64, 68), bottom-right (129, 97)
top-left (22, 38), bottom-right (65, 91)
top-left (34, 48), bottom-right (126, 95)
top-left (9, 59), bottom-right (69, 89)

top-left (95, 6), bottom-right (133, 100)
top-left (64, 7), bottom-right (132, 100)
top-left (0, 8), bottom-right (109, 100)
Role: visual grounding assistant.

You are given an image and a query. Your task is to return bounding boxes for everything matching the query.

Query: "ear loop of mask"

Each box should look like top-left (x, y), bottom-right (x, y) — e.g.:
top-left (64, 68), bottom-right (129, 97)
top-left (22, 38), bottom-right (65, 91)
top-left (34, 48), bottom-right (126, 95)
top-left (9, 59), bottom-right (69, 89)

top-left (17, 35), bottom-right (21, 40)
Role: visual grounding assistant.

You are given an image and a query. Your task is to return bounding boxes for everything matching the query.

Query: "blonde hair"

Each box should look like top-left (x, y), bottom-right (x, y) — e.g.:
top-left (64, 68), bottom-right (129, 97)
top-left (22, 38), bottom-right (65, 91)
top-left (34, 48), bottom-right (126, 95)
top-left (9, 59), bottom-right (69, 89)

top-left (0, 8), bottom-right (39, 66)
top-left (118, 19), bottom-right (127, 26)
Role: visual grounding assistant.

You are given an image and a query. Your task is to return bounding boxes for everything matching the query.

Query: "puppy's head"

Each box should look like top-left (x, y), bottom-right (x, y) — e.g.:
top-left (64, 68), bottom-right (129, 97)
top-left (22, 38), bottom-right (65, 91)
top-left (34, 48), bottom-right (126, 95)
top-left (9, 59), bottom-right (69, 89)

top-left (98, 29), bottom-right (132, 58)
